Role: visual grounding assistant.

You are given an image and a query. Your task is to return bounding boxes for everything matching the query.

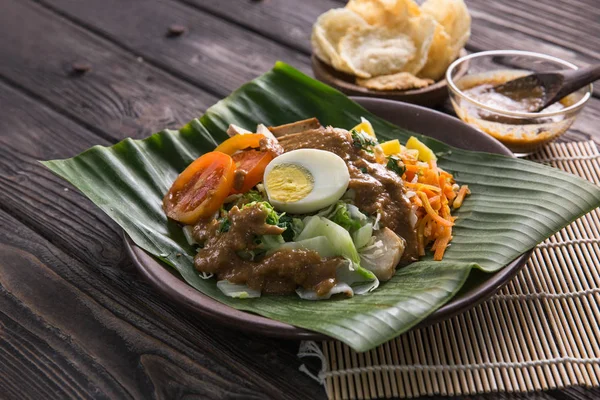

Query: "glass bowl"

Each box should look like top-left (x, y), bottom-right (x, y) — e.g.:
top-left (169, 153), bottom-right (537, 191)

top-left (446, 50), bottom-right (592, 156)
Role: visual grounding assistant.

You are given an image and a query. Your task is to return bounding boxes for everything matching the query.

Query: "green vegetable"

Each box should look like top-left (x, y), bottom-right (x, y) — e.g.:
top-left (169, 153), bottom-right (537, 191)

top-left (275, 236), bottom-right (337, 258)
top-left (297, 216), bottom-right (361, 265)
top-left (386, 155), bottom-right (406, 176)
top-left (296, 259), bottom-right (378, 300)
top-left (351, 129), bottom-right (377, 153)
top-left (241, 201), bottom-right (280, 225)
top-left (318, 201), bottom-right (363, 232)
top-left (240, 190), bottom-right (265, 204)
top-left (277, 214), bottom-right (304, 242)
top-left (258, 234), bottom-right (284, 250)
top-left (331, 202), bottom-right (362, 232)
top-left (217, 280), bottom-right (261, 298)
top-left (352, 223), bottom-right (373, 249)
top-left (217, 216), bottom-right (231, 233)
top-left (42, 62), bottom-right (600, 352)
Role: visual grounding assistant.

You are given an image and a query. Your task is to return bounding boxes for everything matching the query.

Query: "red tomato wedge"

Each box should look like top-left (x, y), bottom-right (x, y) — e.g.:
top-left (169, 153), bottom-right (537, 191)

top-left (214, 133), bottom-right (264, 155)
top-left (231, 150), bottom-right (273, 194)
top-left (163, 151), bottom-right (235, 224)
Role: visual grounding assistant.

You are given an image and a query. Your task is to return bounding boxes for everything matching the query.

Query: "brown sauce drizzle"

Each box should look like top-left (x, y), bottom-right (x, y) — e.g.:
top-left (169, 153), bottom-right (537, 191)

top-left (192, 126), bottom-right (419, 296)
top-left (193, 204), bottom-right (341, 295)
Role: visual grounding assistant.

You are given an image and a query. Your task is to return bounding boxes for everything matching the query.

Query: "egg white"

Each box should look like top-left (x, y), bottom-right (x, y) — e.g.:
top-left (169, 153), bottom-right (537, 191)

top-left (263, 149), bottom-right (350, 214)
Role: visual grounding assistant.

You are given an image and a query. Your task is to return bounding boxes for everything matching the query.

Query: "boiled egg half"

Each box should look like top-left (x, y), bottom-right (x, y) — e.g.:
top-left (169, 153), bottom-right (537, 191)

top-left (263, 149), bottom-right (350, 214)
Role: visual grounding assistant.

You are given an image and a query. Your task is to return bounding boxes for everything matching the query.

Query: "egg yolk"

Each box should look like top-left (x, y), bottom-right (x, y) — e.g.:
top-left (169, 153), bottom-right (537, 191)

top-left (265, 164), bottom-right (314, 203)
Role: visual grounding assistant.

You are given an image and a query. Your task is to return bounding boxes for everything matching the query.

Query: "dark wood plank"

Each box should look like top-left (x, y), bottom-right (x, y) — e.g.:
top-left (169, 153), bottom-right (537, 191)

top-left (37, 0), bottom-right (312, 96)
top-left (0, 209), bottom-right (325, 399)
top-left (0, 81), bottom-right (125, 270)
top-left (467, 0), bottom-right (600, 98)
top-left (0, 0), bottom-right (217, 142)
top-left (466, 0), bottom-right (600, 64)
top-left (178, 0), bottom-right (338, 54)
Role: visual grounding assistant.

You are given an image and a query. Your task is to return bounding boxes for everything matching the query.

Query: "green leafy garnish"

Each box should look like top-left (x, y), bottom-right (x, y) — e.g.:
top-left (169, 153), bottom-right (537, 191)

top-left (278, 214), bottom-right (304, 242)
top-left (351, 129), bottom-right (377, 153)
top-left (217, 216), bottom-right (231, 233)
top-left (242, 201), bottom-right (280, 225)
top-left (240, 190), bottom-right (264, 204)
top-left (330, 202), bottom-right (362, 232)
top-left (386, 155), bottom-right (406, 176)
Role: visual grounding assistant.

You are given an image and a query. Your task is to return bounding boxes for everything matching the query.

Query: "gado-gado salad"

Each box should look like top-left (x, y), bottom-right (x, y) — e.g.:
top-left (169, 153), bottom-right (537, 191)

top-left (311, 0), bottom-right (471, 91)
top-left (163, 118), bottom-right (469, 300)
top-left (44, 62), bottom-right (600, 351)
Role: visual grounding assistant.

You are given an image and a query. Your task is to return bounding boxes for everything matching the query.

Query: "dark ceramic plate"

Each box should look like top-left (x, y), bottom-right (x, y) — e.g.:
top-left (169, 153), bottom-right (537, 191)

top-left (125, 98), bottom-right (531, 340)
top-left (311, 49), bottom-right (469, 107)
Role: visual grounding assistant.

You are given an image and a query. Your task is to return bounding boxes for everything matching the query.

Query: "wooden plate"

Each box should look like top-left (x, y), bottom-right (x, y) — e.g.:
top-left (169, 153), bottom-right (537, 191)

top-left (126, 98), bottom-right (530, 340)
top-left (311, 49), bottom-right (469, 107)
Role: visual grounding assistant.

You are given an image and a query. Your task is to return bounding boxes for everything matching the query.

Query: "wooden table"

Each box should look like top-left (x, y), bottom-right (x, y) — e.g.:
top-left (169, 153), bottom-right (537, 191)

top-left (0, 0), bottom-right (598, 399)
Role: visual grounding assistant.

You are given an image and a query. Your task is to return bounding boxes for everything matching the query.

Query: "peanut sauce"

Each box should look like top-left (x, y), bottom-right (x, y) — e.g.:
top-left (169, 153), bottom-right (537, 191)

top-left (192, 126), bottom-right (418, 295)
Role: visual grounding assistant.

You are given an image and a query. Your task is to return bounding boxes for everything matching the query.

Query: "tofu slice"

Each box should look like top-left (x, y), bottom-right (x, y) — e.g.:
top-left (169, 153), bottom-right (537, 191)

top-left (360, 227), bottom-right (406, 281)
top-left (227, 124), bottom-right (252, 137)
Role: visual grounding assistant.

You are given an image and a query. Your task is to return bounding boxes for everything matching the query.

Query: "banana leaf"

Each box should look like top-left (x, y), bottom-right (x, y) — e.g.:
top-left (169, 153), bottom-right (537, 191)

top-left (42, 62), bottom-right (600, 352)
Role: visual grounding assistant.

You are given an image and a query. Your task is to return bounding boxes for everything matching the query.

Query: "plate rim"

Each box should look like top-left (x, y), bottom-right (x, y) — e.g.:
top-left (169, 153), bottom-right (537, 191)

top-left (125, 98), bottom-right (532, 340)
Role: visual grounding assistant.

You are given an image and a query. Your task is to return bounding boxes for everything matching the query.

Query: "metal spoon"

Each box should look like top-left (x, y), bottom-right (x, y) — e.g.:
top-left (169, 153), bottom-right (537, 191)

top-left (491, 64), bottom-right (600, 112)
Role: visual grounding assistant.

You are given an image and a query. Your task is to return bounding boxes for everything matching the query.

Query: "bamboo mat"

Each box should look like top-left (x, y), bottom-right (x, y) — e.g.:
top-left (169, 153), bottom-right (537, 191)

top-left (299, 141), bottom-right (600, 399)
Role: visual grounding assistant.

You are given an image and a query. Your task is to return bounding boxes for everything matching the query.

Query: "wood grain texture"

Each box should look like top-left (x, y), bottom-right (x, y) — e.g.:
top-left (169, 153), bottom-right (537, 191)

top-left (466, 0), bottom-right (600, 61)
top-left (37, 0), bottom-right (312, 96)
top-left (0, 87), bottom-right (325, 399)
top-left (178, 0), bottom-right (337, 54)
top-left (0, 210), bottom-right (325, 399)
top-left (0, 0), bottom-right (217, 142)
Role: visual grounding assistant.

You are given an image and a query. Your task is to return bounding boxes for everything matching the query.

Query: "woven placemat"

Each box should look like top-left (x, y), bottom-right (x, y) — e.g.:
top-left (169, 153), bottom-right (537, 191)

top-left (299, 140), bottom-right (600, 399)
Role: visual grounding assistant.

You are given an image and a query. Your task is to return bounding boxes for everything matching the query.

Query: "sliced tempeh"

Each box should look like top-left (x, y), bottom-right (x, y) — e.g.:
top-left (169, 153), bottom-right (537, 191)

top-left (268, 118), bottom-right (322, 137)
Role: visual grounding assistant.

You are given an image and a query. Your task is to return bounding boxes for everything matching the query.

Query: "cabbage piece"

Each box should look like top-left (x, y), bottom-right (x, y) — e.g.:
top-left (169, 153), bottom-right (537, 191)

top-left (352, 223), bottom-right (373, 249)
top-left (359, 227), bottom-right (406, 281)
top-left (346, 204), bottom-right (367, 222)
top-left (275, 236), bottom-right (338, 258)
top-left (337, 259), bottom-right (378, 294)
top-left (297, 283), bottom-right (353, 300)
top-left (182, 225), bottom-right (197, 245)
top-left (217, 280), bottom-right (261, 298)
top-left (330, 203), bottom-right (362, 232)
top-left (297, 216), bottom-right (360, 265)
top-left (317, 201), bottom-right (364, 232)
top-left (259, 234), bottom-right (285, 250)
top-left (278, 215), bottom-right (304, 242)
top-left (296, 259), bottom-right (378, 300)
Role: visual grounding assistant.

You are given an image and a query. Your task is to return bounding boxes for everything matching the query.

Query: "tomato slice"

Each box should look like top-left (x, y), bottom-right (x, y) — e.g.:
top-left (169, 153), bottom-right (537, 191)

top-left (231, 150), bottom-right (273, 194)
top-left (163, 151), bottom-right (235, 224)
top-left (214, 133), bottom-right (265, 155)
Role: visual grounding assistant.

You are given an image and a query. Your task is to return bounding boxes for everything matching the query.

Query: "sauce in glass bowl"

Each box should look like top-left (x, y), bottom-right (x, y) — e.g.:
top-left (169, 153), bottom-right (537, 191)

top-left (451, 70), bottom-right (578, 155)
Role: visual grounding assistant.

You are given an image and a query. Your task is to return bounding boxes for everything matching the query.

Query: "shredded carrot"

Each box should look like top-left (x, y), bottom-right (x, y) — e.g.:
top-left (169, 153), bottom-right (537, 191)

top-left (404, 164), bottom-right (421, 172)
top-left (418, 192), bottom-right (453, 227)
top-left (393, 142), bottom-right (469, 260)
top-left (405, 182), bottom-right (441, 193)
top-left (417, 215), bottom-right (430, 256)
top-left (452, 185), bottom-right (471, 209)
top-left (433, 228), bottom-right (452, 260)
top-left (412, 195), bottom-right (423, 207)
top-left (429, 195), bottom-right (441, 210)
